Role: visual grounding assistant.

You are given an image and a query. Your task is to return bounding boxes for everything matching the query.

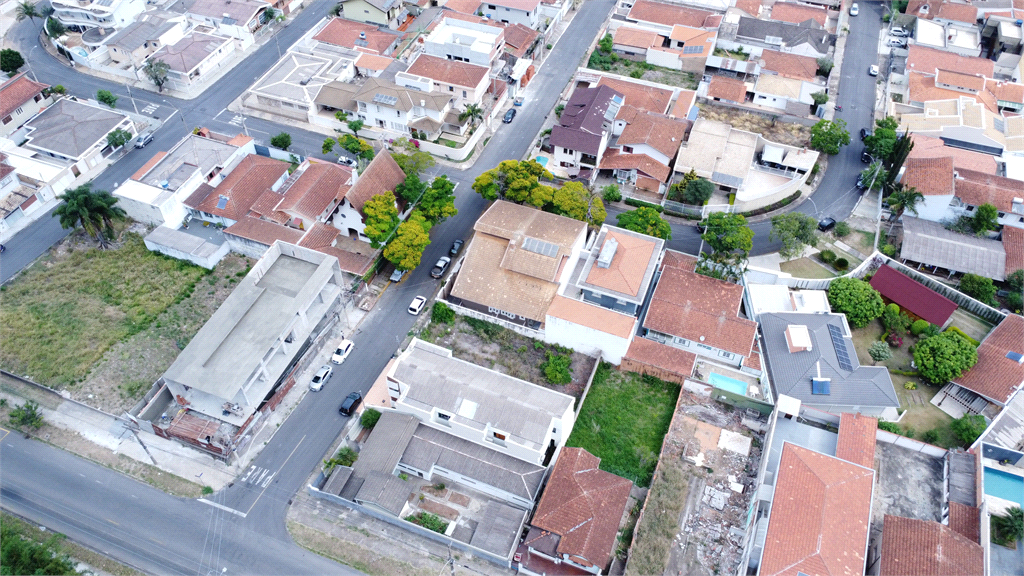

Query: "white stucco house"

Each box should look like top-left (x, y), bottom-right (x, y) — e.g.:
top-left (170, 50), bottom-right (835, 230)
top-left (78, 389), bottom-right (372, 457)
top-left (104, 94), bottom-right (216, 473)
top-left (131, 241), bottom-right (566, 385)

top-left (51, 0), bottom-right (145, 31)
top-left (480, 0), bottom-right (540, 28)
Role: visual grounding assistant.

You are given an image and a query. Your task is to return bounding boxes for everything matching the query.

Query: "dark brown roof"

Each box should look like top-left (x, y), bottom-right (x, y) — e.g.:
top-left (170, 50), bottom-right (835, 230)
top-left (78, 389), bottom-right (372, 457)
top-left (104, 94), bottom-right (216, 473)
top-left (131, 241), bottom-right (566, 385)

top-left (503, 23), bottom-right (539, 57)
top-left (298, 222), bottom-right (375, 275)
top-left (955, 314), bottom-right (1024, 404)
top-left (550, 85), bottom-right (622, 156)
top-left (345, 151), bottom-right (406, 213)
top-left (276, 160), bottom-right (352, 222)
top-left (948, 502), bottom-right (981, 544)
top-left (192, 155), bottom-right (290, 221)
top-left (0, 72), bottom-right (48, 119)
top-left (530, 447), bottom-right (632, 572)
top-left (954, 168), bottom-right (1024, 212)
top-left (598, 150), bottom-right (671, 182)
top-left (835, 413), bottom-right (877, 469)
top-left (623, 337), bottom-right (696, 377)
top-left (222, 215), bottom-right (305, 247)
top-left (879, 515), bottom-right (983, 576)
top-left (869, 264), bottom-right (958, 326)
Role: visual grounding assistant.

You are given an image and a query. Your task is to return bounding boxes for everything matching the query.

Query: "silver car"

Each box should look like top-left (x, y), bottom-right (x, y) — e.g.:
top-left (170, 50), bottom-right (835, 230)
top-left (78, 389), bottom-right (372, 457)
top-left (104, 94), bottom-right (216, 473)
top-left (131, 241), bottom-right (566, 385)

top-left (310, 365), bottom-right (333, 392)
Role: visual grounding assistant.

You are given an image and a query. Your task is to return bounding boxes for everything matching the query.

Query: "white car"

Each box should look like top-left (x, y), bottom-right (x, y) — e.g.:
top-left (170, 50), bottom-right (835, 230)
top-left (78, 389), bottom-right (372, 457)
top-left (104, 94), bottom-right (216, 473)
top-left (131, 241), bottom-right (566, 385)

top-left (869, 64), bottom-right (879, 76)
top-left (850, 3), bottom-right (858, 15)
top-left (310, 365), bottom-right (333, 392)
top-left (331, 339), bottom-right (354, 364)
top-left (408, 296), bottom-right (427, 315)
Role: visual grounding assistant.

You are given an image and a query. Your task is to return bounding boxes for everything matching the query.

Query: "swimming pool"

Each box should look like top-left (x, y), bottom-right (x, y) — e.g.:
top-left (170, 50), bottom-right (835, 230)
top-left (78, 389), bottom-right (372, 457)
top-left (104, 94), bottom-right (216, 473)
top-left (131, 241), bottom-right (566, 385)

top-left (708, 372), bottom-right (748, 396)
top-left (984, 467), bottom-right (1024, 507)
top-left (535, 156), bottom-right (549, 167)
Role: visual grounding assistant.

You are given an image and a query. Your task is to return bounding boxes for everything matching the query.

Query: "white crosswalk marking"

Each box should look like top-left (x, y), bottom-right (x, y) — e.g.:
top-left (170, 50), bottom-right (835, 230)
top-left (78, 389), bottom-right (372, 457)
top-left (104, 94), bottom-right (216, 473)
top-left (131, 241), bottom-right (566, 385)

top-left (141, 103), bottom-right (158, 114)
top-left (241, 465), bottom-right (274, 487)
top-left (229, 114), bottom-right (245, 127)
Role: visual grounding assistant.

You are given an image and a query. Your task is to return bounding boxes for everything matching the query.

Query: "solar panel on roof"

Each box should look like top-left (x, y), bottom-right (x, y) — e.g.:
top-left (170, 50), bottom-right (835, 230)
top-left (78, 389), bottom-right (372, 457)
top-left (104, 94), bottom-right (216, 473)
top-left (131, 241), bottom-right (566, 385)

top-left (216, 195), bottom-right (228, 210)
top-left (828, 324), bottom-right (854, 371)
top-left (521, 236), bottom-right (559, 257)
top-left (811, 378), bottom-right (831, 395)
top-left (1007, 351), bottom-right (1024, 363)
top-left (373, 93), bottom-right (398, 105)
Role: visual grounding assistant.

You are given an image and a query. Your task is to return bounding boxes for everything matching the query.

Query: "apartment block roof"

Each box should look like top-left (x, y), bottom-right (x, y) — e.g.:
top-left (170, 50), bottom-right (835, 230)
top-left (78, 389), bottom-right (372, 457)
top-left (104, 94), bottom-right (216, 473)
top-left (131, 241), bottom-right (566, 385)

top-left (407, 54), bottom-right (489, 88)
top-left (627, 0), bottom-right (717, 28)
top-left (550, 85), bottom-right (622, 156)
top-left (907, 45), bottom-right (995, 77)
top-left (344, 151), bottom-right (406, 213)
top-left (0, 73), bottom-right (48, 120)
top-left (188, 154), bottom-right (289, 221)
top-left (576, 225), bottom-right (663, 302)
top-left (595, 75), bottom-right (673, 114)
top-left (623, 336), bottom-right (697, 377)
top-left (760, 443), bottom-right (874, 576)
top-left (759, 312), bottom-right (900, 408)
top-left (869, 264), bottom-right (958, 327)
top-left (770, 1), bottom-right (828, 27)
top-left (901, 216), bottom-right (1007, 281)
top-left (835, 413), bottom-right (877, 469)
top-left (879, 516), bottom-right (984, 576)
top-left (644, 266), bottom-right (757, 357)
top-left (759, 49), bottom-right (819, 81)
top-left (530, 448), bottom-right (632, 572)
top-left (24, 98), bottom-right (129, 159)
top-left (954, 313), bottom-right (1024, 404)
top-left (313, 18), bottom-right (401, 54)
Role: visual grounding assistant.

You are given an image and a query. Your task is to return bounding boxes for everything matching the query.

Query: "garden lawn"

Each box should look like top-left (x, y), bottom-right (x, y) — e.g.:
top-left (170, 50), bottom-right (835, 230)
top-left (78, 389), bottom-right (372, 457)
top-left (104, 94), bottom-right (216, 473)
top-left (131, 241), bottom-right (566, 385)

top-left (0, 234), bottom-right (207, 387)
top-left (845, 230), bottom-right (877, 256)
top-left (566, 364), bottom-right (679, 487)
top-left (779, 257), bottom-right (836, 279)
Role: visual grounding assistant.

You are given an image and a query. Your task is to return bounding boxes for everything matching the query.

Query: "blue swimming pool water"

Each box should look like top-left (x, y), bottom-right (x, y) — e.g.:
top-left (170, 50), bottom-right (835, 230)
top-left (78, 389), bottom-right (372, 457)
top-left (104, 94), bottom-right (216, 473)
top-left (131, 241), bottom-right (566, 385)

top-left (985, 467), bottom-right (1024, 507)
top-left (535, 156), bottom-right (549, 167)
top-left (708, 372), bottom-right (748, 396)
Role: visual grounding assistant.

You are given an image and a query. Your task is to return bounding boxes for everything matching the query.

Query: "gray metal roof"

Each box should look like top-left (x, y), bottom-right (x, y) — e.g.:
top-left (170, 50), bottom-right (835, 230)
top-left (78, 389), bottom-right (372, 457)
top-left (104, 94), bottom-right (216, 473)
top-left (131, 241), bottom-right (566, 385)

top-left (24, 98), bottom-right (128, 159)
top-left (357, 471), bottom-right (414, 515)
top-left (900, 216), bottom-right (1007, 281)
top-left (400, 424), bottom-right (545, 501)
top-left (735, 16), bottom-right (834, 54)
top-left (395, 340), bottom-right (575, 450)
top-left (469, 501), bottom-right (527, 556)
top-left (760, 312), bottom-right (900, 408)
top-left (341, 411), bottom-right (419, 501)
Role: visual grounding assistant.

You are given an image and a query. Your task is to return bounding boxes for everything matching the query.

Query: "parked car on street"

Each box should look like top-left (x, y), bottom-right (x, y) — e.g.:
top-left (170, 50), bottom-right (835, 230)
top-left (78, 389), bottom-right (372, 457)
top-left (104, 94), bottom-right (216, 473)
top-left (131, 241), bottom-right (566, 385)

top-left (850, 3), bottom-right (859, 15)
top-left (869, 64), bottom-right (879, 76)
top-left (430, 256), bottom-right (451, 278)
top-left (408, 296), bottom-right (427, 315)
top-left (450, 239), bottom-right (464, 256)
top-left (817, 217), bottom-right (837, 232)
top-left (503, 109), bottom-right (516, 123)
top-left (134, 133), bottom-right (154, 148)
top-left (389, 268), bottom-right (405, 283)
top-left (861, 149), bottom-right (872, 163)
top-left (339, 392), bottom-right (362, 416)
top-left (861, 128), bottom-right (872, 140)
top-left (310, 365), bottom-right (333, 392)
top-left (331, 339), bottom-right (354, 364)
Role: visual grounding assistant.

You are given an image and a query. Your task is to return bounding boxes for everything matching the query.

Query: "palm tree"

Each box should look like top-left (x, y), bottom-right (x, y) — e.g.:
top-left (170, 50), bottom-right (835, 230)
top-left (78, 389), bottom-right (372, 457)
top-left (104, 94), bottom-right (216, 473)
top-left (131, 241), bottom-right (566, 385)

top-left (995, 507), bottom-right (1023, 543)
top-left (52, 184), bottom-right (126, 248)
top-left (459, 104), bottom-right (483, 127)
top-left (15, 1), bottom-right (40, 23)
top-left (886, 186), bottom-right (924, 234)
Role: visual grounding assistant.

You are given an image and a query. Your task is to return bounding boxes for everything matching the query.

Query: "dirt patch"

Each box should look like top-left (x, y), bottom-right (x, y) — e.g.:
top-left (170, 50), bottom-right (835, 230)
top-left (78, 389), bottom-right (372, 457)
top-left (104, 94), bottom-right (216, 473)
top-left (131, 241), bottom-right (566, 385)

top-left (697, 103), bottom-right (814, 148)
top-left (418, 498), bottom-right (459, 521)
top-left (420, 316), bottom-right (596, 400)
top-left (448, 491), bottom-right (471, 507)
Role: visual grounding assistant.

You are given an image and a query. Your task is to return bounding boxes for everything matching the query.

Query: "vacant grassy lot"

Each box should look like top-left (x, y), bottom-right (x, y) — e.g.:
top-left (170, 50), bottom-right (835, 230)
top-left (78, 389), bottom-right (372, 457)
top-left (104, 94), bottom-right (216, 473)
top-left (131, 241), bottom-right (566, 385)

top-left (780, 257), bottom-right (836, 279)
top-left (587, 55), bottom-right (698, 89)
top-left (844, 230), bottom-right (877, 256)
top-left (0, 234), bottom-right (207, 388)
top-left (566, 365), bottom-right (679, 487)
top-left (625, 460), bottom-right (690, 576)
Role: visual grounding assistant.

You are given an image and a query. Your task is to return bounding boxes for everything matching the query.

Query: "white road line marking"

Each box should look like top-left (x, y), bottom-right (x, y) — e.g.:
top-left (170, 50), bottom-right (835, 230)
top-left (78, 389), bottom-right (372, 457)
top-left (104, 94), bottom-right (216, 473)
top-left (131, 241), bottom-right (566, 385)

top-left (198, 498), bottom-right (247, 518)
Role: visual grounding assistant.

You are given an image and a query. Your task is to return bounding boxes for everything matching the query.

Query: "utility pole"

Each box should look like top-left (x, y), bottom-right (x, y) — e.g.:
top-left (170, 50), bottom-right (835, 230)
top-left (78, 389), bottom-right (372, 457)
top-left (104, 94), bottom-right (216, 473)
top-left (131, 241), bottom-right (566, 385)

top-left (126, 83), bottom-right (138, 114)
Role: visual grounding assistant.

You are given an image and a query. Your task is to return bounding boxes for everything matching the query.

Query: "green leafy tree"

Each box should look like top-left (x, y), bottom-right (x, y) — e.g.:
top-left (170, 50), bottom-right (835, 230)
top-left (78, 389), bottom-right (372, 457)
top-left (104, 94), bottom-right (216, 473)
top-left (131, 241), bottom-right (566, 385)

top-left (49, 84), bottom-right (66, 95)
top-left (395, 172), bottom-right (426, 203)
top-left (950, 414), bottom-right (987, 446)
top-left (616, 206), bottom-right (671, 240)
top-left (334, 110), bottom-right (349, 123)
top-left (383, 211), bottom-right (432, 270)
top-left (347, 118), bottom-right (365, 137)
top-left (913, 331), bottom-right (979, 385)
top-left (884, 132), bottom-right (915, 186)
top-left (973, 203), bottom-right (1000, 234)
top-left (866, 116), bottom-right (899, 162)
top-left (390, 138), bottom-right (435, 175)
top-left (601, 184), bottom-right (621, 202)
top-left (816, 57), bottom-right (833, 76)
top-left (15, 1), bottom-right (40, 22)
top-left (360, 408), bottom-right (382, 430)
top-left (551, 181), bottom-right (606, 226)
top-left (96, 89), bottom-right (118, 108)
top-left (868, 341), bottom-right (892, 364)
top-left (9, 400), bottom-right (44, 430)
top-left (142, 59), bottom-right (171, 92)
top-left (270, 132), bottom-right (291, 151)
top-left (362, 191), bottom-right (399, 247)
top-left (827, 277), bottom-right (884, 328)
top-left (770, 212), bottom-right (819, 260)
top-left (106, 128), bottom-right (133, 148)
top-left (472, 159), bottom-right (554, 207)
top-left (860, 162), bottom-right (887, 191)
top-left (598, 32), bottom-right (613, 53)
top-left (419, 175), bottom-right (457, 223)
top-left (337, 134), bottom-right (374, 160)
top-left (458, 103), bottom-right (483, 126)
top-left (322, 138), bottom-right (335, 154)
top-left (702, 212), bottom-right (754, 268)
top-left (1008, 269), bottom-right (1024, 293)
top-left (0, 522), bottom-right (78, 575)
top-left (431, 301), bottom-right (455, 324)
top-left (683, 177), bottom-right (715, 205)
top-left (960, 273), bottom-right (997, 305)
top-left (0, 49), bottom-right (25, 75)
top-left (810, 118), bottom-right (851, 155)
top-left (52, 184), bottom-right (126, 248)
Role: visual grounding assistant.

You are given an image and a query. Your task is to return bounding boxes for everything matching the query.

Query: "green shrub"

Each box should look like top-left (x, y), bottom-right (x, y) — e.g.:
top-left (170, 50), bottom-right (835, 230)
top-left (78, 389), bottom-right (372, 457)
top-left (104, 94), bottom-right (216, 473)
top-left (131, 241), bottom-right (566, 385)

top-left (828, 277), bottom-right (884, 328)
top-left (1006, 291), bottom-right (1023, 312)
top-left (922, 429), bottom-right (940, 444)
top-left (464, 317), bottom-right (503, 338)
top-left (406, 511), bottom-right (448, 534)
top-left (9, 400), bottom-right (43, 430)
top-left (834, 257), bottom-right (849, 270)
top-left (430, 301), bottom-right (455, 324)
top-left (624, 197), bottom-right (663, 212)
top-left (360, 408), bottom-right (382, 430)
top-left (878, 421), bottom-right (901, 434)
top-left (602, 184), bottom-right (622, 202)
top-left (202, 485), bottom-right (214, 495)
top-left (834, 221), bottom-right (851, 237)
top-left (944, 326), bottom-right (980, 347)
top-left (541, 352), bottom-right (572, 385)
top-left (951, 414), bottom-right (987, 446)
top-left (818, 249), bottom-right (836, 263)
top-left (910, 319), bottom-right (930, 336)
top-left (960, 273), bottom-right (997, 305)
top-left (881, 243), bottom-right (897, 257)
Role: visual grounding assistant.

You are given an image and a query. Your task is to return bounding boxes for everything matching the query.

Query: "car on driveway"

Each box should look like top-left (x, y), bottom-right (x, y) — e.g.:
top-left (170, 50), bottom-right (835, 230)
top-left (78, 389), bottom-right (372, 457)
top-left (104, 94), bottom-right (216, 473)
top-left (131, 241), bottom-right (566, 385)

top-left (860, 128), bottom-right (872, 140)
top-left (331, 339), bottom-right (354, 364)
top-left (850, 3), bottom-right (858, 15)
top-left (817, 217), bottom-right (837, 232)
top-left (408, 295), bottom-right (427, 315)
top-left (886, 38), bottom-right (907, 48)
top-left (310, 365), bottom-right (333, 392)
top-left (339, 392), bottom-right (362, 416)
top-left (890, 27), bottom-right (908, 37)
top-left (503, 109), bottom-right (516, 123)
top-left (430, 256), bottom-right (451, 278)
top-left (869, 64), bottom-right (879, 76)
top-left (450, 239), bottom-right (464, 256)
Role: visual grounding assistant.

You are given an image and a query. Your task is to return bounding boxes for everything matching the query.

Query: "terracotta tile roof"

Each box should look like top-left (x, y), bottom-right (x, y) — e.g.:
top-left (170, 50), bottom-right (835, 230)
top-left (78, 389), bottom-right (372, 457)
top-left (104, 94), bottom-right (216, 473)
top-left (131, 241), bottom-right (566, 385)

top-left (660, 249), bottom-right (697, 271)
top-left (948, 502), bottom-right (981, 543)
top-left (733, 0), bottom-right (762, 17)
top-left (835, 413), bottom-right (877, 469)
top-left (407, 54), bottom-right (489, 88)
top-left (743, 344), bottom-right (762, 371)
top-left (1004, 226), bottom-right (1024, 275)
top-left (546, 296), bottom-right (636, 339)
top-left (908, 45), bottom-right (995, 78)
top-left (908, 134), bottom-right (999, 174)
top-left (356, 52), bottom-right (394, 71)
top-left (936, 69), bottom-right (986, 92)
top-left (297, 222), bottom-right (375, 275)
top-left (585, 228), bottom-right (658, 297)
top-left (708, 75), bottom-right (747, 103)
top-left (759, 49), bottom-right (819, 81)
top-left (616, 106), bottom-right (689, 158)
top-left (936, 2), bottom-right (978, 23)
top-left (954, 168), bottom-right (1024, 212)
top-left (314, 18), bottom-right (400, 55)
top-left (636, 175), bottom-right (662, 192)
top-left (879, 515), bottom-right (983, 576)
top-left (596, 76), bottom-right (673, 114)
top-left (908, 72), bottom-right (999, 113)
top-left (669, 90), bottom-right (697, 119)
top-left (624, 337), bottom-right (697, 377)
top-left (870, 264), bottom-right (958, 326)
top-left (193, 155), bottom-right (290, 221)
top-left (613, 26), bottom-right (662, 49)
top-left (443, 0), bottom-right (483, 14)
top-left (131, 151), bottom-right (168, 181)
top-left (988, 79), bottom-right (1024, 105)
top-left (760, 444), bottom-right (874, 576)
top-left (530, 447), bottom-right (632, 572)
top-left (771, 2), bottom-right (828, 27)
top-left (955, 314), bottom-right (1024, 404)
top-left (628, 0), bottom-right (714, 28)
top-left (277, 160), bottom-right (352, 222)
top-left (644, 266), bottom-right (757, 357)
top-left (503, 23), bottom-right (539, 57)
top-left (474, 200), bottom-right (586, 253)
top-left (222, 215), bottom-right (305, 246)
top-left (345, 151), bottom-right (406, 213)
top-left (248, 189), bottom-right (289, 224)
top-left (0, 72), bottom-right (48, 120)
top-left (903, 156), bottom-right (955, 196)
top-left (598, 150), bottom-right (671, 182)
top-left (226, 134), bottom-right (253, 147)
